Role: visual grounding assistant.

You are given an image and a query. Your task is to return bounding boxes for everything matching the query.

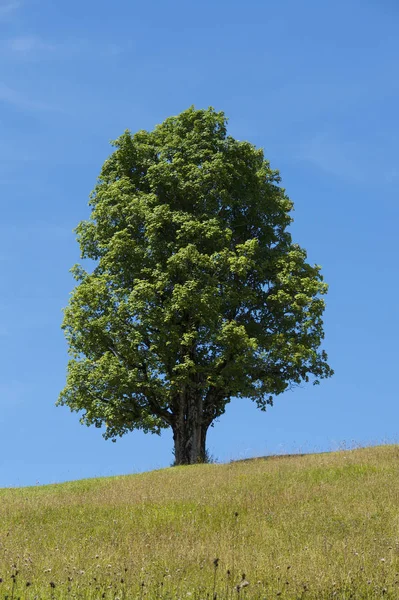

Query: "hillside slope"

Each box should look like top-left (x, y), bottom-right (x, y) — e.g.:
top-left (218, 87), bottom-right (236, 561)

top-left (1, 445), bottom-right (399, 599)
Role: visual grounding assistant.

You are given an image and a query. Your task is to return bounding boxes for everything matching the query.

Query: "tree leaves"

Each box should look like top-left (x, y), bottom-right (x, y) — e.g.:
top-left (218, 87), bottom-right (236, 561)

top-left (58, 106), bottom-right (333, 444)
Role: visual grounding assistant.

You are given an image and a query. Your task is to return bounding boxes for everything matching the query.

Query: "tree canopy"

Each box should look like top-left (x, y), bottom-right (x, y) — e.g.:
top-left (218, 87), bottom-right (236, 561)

top-left (58, 106), bottom-right (333, 465)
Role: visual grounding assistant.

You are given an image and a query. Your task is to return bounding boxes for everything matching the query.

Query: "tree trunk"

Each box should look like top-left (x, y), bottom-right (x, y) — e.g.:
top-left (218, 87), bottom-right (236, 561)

top-left (172, 389), bottom-right (209, 465)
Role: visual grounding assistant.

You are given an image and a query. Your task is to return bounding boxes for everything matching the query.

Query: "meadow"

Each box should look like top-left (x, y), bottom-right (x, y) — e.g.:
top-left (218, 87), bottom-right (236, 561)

top-left (1, 445), bottom-right (399, 599)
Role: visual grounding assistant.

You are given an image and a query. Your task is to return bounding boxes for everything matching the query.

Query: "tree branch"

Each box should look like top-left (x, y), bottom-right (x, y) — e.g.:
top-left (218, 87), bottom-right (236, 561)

top-left (106, 335), bottom-right (174, 427)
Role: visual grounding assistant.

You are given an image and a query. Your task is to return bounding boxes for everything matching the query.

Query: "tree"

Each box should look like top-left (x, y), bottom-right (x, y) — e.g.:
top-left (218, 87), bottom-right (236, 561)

top-left (58, 106), bottom-right (333, 465)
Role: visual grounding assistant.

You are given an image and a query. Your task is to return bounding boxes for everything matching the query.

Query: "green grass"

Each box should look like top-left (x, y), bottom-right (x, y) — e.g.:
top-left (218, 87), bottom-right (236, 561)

top-left (1, 445), bottom-right (399, 599)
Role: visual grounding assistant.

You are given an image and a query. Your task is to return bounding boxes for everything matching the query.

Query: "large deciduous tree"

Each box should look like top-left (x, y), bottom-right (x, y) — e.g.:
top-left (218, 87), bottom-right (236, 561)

top-left (58, 107), bottom-right (333, 465)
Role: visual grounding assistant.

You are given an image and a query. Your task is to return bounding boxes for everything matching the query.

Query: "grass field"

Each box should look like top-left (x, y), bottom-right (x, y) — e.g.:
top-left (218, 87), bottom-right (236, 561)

top-left (1, 445), bottom-right (399, 599)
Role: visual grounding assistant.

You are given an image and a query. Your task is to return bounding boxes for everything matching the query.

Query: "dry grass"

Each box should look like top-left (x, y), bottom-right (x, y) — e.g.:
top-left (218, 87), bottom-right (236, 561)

top-left (1, 445), bottom-right (399, 598)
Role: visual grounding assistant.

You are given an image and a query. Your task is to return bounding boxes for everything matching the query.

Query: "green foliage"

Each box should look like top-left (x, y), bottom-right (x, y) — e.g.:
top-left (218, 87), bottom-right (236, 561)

top-left (58, 106), bottom-right (333, 446)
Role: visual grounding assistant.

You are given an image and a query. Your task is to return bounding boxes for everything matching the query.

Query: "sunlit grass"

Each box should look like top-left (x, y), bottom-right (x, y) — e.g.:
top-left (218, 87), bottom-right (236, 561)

top-left (1, 445), bottom-right (399, 598)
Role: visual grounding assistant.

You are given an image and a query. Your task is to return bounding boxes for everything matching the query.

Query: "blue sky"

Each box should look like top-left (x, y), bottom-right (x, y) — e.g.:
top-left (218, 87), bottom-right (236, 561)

top-left (1, 0), bottom-right (398, 487)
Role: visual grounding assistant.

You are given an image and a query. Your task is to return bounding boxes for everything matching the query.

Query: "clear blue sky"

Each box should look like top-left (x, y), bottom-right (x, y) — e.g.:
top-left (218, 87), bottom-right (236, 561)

top-left (1, 0), bottom-right (398, 487)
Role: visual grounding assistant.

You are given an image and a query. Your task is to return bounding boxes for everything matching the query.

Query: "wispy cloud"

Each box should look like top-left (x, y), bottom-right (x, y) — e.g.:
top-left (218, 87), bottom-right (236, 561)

top-left (5, 35), bottom-right (55, 55)
top-left (296, 132), bottom-right (399, 186)
top-left (0, 82), bottom-right (61, 112)
top-left (296, 133), bottom-right (364, 182)
top-left (0, 0), bottom-right (20, 19)
top-left (2, 33), bottom-right (129, 60)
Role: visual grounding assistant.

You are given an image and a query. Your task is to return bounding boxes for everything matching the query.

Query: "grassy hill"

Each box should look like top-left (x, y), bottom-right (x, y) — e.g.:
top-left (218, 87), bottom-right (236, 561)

top-left (1, 445), bottom-right (399, 599)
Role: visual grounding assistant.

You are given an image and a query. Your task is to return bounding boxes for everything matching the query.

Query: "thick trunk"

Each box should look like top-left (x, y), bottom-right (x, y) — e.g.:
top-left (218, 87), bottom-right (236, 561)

top-left (172, 389), bottom-right (209, 465)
